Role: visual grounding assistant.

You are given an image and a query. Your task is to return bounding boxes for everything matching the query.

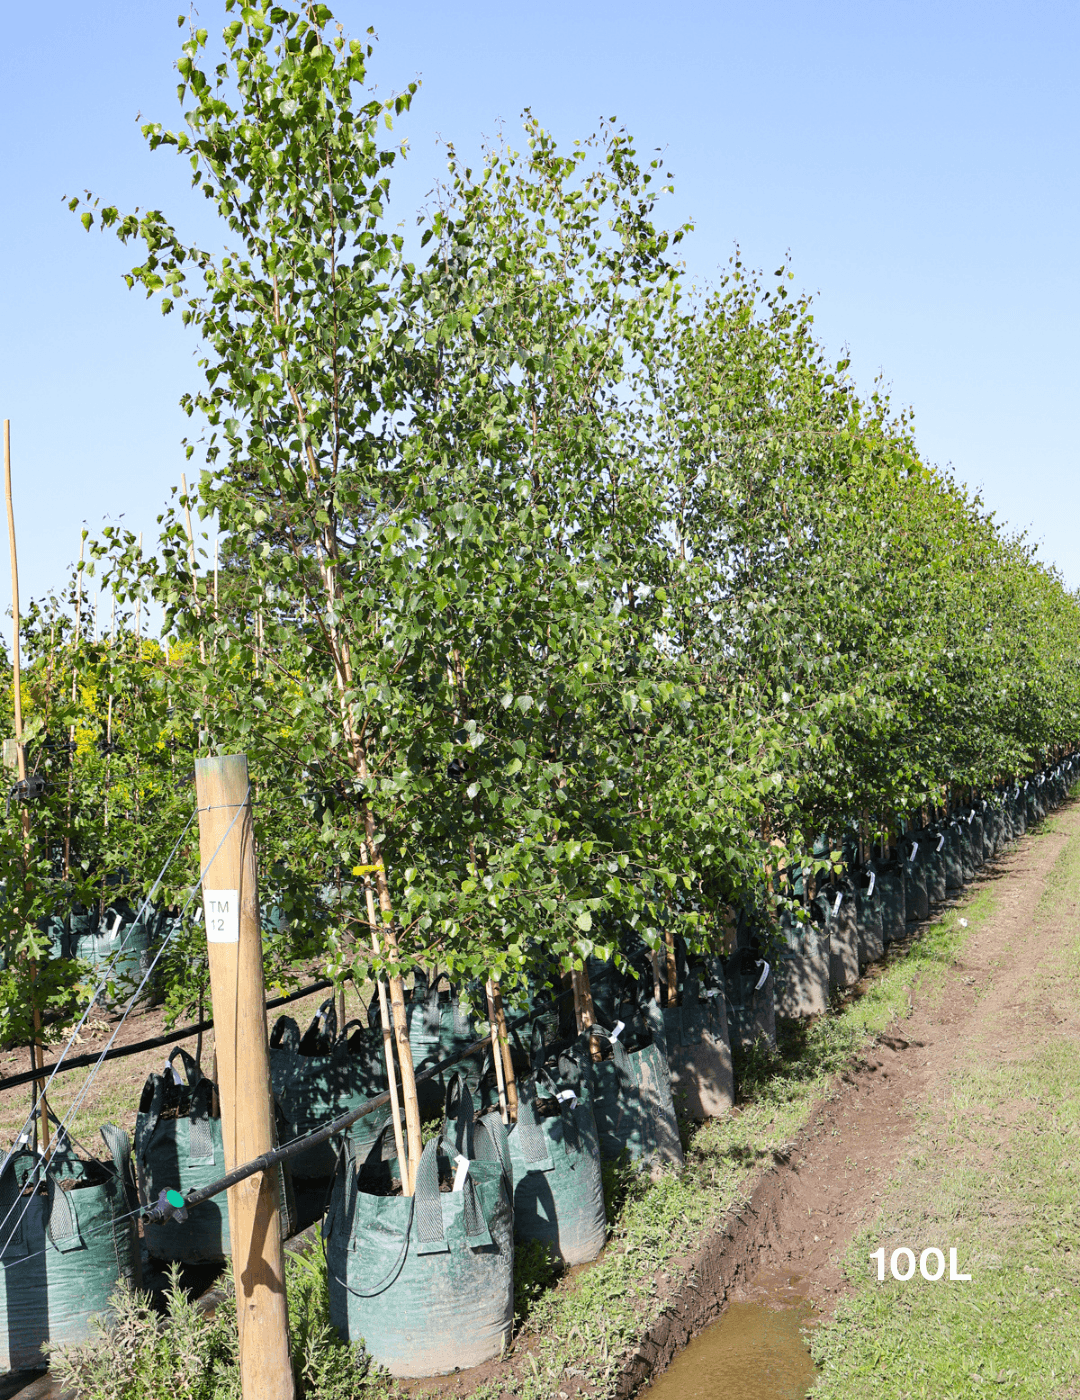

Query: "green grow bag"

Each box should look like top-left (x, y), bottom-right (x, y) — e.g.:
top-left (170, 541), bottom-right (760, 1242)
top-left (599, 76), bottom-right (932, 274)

top-left (944, 823), bottom-right (965, 891)
top-left (660, 959), bottom-right (734, 1119)
top-left (71, 909), bottom-right (156, 1008)
top-left (325, 1082), bottom-right (513, 1378)
top-left (877, 869), bottom-right (906, 943)
top-left (775, 917), bottom-right (829, 1017)
top-left (925, 830), bottom-right (948, 905)
top-left (269, 1001), bottom-right (386, 1179)
top-left (0, 1124), bottom-right (140, 1372)
top-left (905, 842), bottom-right (929, 924)
top-left (822, 886), bottom-right (860, 988)
top-left (508, 1039), bottom-right (606, 1265)
top-left (855, 873), bottom-right (884, 964)
top-left (136, 1047), bottom-right (295, 1262)
top-left (588, 1003), bottom-right (684, 1174)
top-left (725, 951), bottom-right (778, 1048)
top-left (370, 971), bottom-right (483, 1120)
top-left (971, 813), bottom-right (987, 868)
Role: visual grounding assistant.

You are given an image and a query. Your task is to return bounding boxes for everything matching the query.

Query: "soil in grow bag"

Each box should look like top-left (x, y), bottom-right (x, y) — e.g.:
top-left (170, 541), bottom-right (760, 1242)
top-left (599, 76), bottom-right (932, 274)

top-left (508, 1032), bottom-right (606, 1265)
top-left (325, 1078), bottom-right (513, 1378)
top-left (269, 999), bottom-right (386, 1180)
top-left (136, 1047), bottom-right (295, 1262)
top-left (0, 1122), bottom-right (140, 1372)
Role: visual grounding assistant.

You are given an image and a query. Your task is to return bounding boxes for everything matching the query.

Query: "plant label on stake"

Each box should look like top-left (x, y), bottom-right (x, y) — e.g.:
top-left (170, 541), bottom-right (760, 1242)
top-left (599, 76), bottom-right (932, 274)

top-left (203, 891), bottom-right (239, 943)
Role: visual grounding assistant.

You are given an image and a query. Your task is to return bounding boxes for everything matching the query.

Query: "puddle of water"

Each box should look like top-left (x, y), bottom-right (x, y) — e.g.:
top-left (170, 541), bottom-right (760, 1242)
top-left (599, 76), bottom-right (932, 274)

top-left (644, 1299), bottom-right (819, 1400)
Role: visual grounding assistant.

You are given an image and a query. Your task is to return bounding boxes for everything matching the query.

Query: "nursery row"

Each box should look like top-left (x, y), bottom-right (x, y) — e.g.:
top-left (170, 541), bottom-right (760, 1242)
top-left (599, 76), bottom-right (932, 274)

top-left (1, 755), bottom-right (1069, 1379)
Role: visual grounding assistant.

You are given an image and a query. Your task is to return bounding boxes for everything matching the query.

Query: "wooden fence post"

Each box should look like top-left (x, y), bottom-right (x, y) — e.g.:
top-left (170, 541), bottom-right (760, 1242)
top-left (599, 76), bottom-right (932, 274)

top-left (194, 753), bottom-right (293, 1400)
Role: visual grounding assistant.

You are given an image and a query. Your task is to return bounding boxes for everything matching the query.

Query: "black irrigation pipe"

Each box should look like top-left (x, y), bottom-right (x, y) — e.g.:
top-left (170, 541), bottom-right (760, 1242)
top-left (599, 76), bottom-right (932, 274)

top-left (145, 986), bottom-right (582, 1225)
top-left (0, 978), bottom-right (337, 1094)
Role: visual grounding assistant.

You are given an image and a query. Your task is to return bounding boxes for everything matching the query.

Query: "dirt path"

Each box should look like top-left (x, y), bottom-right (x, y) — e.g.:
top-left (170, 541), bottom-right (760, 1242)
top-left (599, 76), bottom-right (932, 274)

top-left (738, 803), bottom-right (1079, 1317)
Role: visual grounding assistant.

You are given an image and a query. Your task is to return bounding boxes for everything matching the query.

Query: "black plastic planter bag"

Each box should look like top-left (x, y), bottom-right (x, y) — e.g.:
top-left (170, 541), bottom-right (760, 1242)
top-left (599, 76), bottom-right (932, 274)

top-left (0, 1125), bottom-right (140, 1371)
top-left (588, 1004), bottom-right (684, 1174)
top-left (775, 914), bottom-right (829, 1017)
top-left (136, 1047), bottom-right (295, 1261)
top-left (325, 1080), bottom-right (513, 1377)
top-left (508, 1035), bottom-right (606, 1265)
top-left (661, 959), bottom-right (735, 1120)
top-left (269, 1000), bottom-right (386, 1179)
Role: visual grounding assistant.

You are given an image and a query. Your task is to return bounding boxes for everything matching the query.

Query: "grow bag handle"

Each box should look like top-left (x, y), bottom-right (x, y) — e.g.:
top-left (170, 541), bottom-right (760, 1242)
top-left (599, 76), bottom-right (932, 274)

top-left (414, 1134), bottom-right (492, 1254)
top-left (269, 1016), bottom-right (301, 1054)
top-left (584, 1023), bottom-right (633, 1080)
top-left (325, 1124), bottom-right (416, 1299)
top-left (441, 1071), bottom-right (476, 1159)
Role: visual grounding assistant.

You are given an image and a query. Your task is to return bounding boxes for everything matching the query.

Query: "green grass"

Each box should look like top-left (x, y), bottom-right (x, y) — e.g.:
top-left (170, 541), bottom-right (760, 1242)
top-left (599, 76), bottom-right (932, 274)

top-left (809, 821), bottom-right (1080, 1399)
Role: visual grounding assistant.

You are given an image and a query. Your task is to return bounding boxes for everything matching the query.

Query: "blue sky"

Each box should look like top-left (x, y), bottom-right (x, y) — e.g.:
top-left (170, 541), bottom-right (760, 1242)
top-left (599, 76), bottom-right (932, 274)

top-left (1, 0), bottom-right (1076, 640)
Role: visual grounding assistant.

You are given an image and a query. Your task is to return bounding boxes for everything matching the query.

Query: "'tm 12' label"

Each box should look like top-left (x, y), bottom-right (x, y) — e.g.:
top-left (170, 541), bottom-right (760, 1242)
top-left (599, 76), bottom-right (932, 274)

top-left (204, 890), bottom-right (239, 943)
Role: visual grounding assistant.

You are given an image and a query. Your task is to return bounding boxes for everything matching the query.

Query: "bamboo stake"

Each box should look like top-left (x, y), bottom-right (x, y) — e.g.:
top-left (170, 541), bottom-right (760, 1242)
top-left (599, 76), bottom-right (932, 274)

top-left (489, 979), bottom-right (518, 1122)
top-left (485, 980), bottom-right (508, 1123)
top-left (64, 534), bottom-right (85, 881)
top-left (4, 422), bottom-right (48, 1152)
top-left (134, 532), bottom-right (143, 644)
top-left (180, 473), bottom-right (207, 665)
top-left (664, 927), bottom-right (678, 1005)
top-left (358, 844), bottom-right (409, 1189)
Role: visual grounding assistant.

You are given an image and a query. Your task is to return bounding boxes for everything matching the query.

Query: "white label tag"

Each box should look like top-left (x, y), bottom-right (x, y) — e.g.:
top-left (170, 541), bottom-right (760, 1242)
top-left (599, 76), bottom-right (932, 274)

top-left (909, 841), bottom-right (919, 862)
top-left (832, 893), bottom-right (843, 916)
top-left (110, 912), bottom-right (123, 937)
top-left (936, 833), bottom-right (945, 852)
top-left (453, 1155), bottom-right (470, 1192)
top-left (702, 987), bottom-right (721, 999)
top-left (968, 811), bottom-right (975, 824)
top-left (204, 890), bottom-right (240, 943)
top-left (556, 1089), bottom-right (578, 1109)
top-left (866, 871), bottom-right (876, 897)
top-left (167, 1060), bottom-right (183, 1085)
top-left (610, 1020), bottom-right (625, 1043)
top-left (754, 960), bottom-right (770, 992)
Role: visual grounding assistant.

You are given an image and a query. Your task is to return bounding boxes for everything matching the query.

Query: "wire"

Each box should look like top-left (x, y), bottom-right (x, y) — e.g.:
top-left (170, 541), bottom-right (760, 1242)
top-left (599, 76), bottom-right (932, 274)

top-left (0, 791), bottom-right (249, 1256)
top-left (7, 808), bottom-right (200, 1162)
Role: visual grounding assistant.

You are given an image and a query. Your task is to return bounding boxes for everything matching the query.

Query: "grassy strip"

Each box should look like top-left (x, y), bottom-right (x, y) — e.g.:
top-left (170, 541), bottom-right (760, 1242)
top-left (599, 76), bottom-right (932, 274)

top-left (809, 822), bottom-right (1080, 1399)
top-left (492, 898), bottom-right (988, 1400)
